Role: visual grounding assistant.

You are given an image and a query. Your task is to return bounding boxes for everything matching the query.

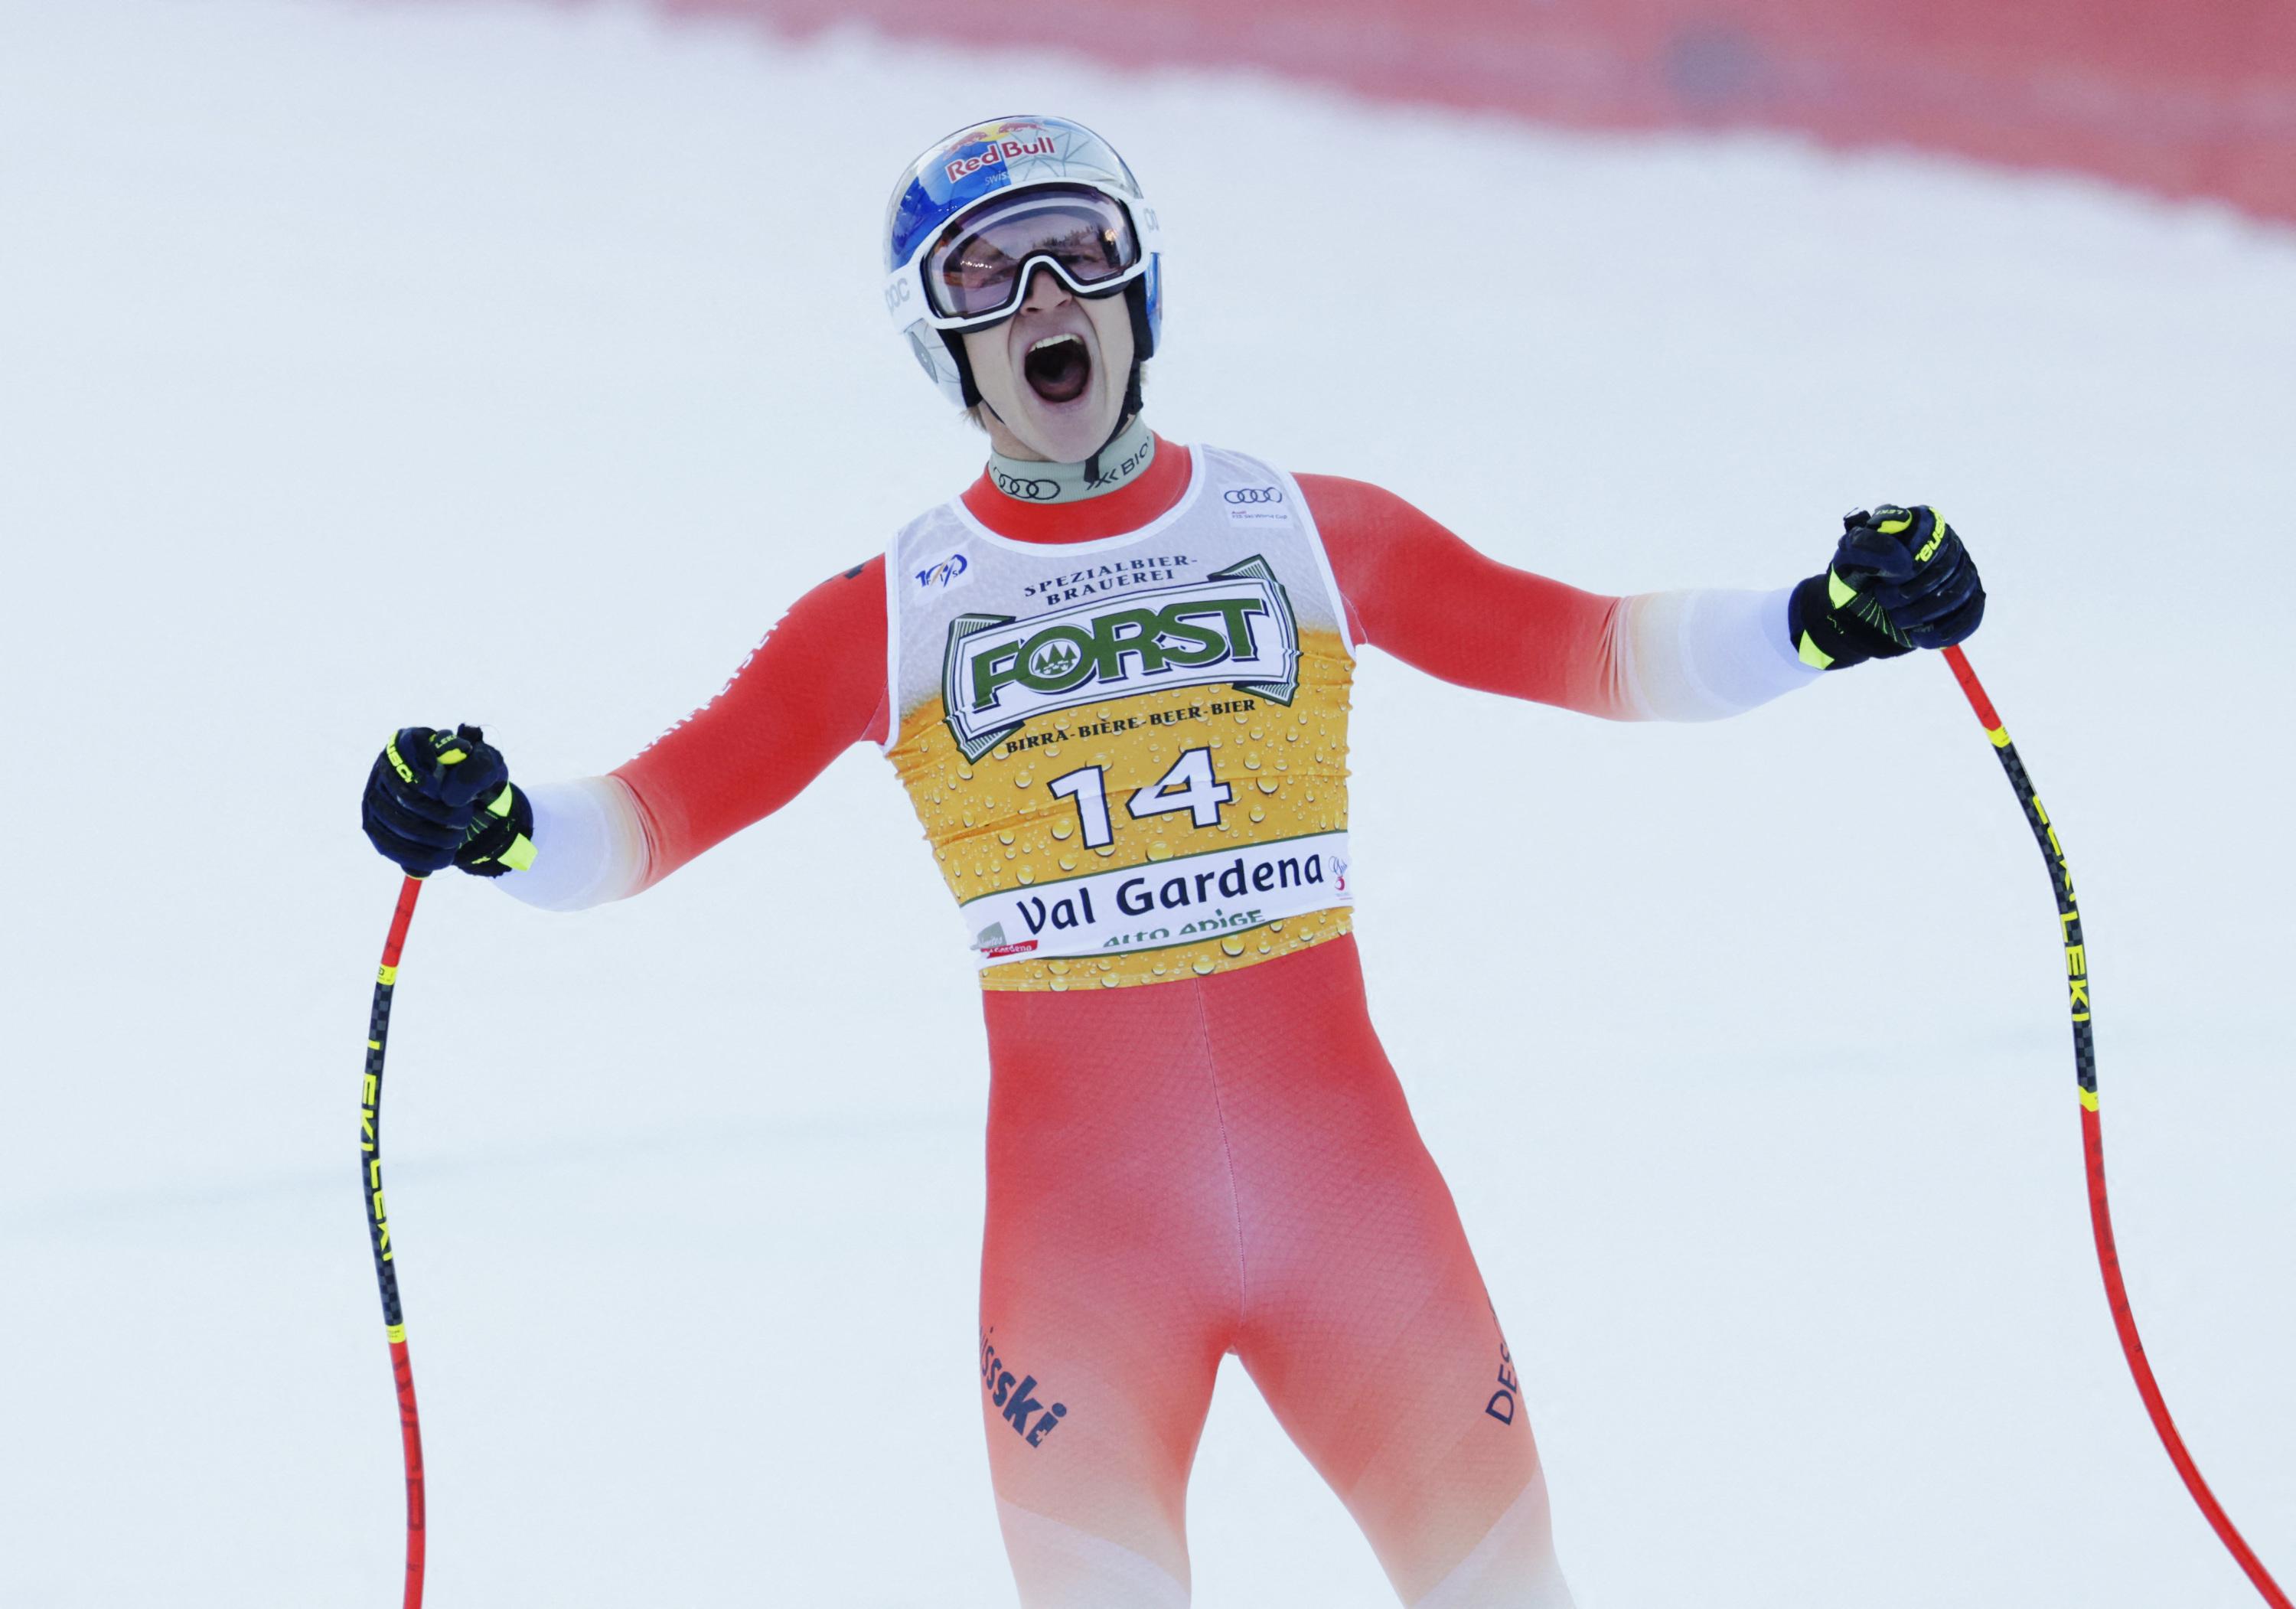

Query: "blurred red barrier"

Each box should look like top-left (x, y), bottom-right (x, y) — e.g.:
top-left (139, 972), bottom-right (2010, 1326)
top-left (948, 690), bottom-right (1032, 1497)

top-left (649, 0), bottom-right (2296, 224)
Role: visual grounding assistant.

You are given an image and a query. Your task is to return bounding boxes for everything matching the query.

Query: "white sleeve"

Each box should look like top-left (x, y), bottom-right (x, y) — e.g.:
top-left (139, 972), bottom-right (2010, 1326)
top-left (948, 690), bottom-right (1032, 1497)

top-left (1609, 585), bottom-right (1820, 722)
top-left (495, 775), bottom-right (652, 912)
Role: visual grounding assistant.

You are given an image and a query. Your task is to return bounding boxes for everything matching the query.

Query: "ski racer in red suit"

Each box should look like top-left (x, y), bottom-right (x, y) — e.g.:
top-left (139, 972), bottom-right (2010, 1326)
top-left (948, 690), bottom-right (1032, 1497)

top-left (361, 116), bottom-right (1985, 1607)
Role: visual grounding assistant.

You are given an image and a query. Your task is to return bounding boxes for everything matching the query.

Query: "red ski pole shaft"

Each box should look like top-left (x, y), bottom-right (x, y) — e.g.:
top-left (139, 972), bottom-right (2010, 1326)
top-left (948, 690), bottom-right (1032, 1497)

top-left (364, 873), bottom-right (429, 1607)
top-left (1940, 645), bottom-right (2288, 1609)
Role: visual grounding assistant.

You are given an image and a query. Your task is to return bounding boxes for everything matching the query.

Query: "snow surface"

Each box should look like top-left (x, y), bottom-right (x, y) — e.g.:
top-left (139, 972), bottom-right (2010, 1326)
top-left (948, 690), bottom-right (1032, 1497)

top-left (2, 1), bottom-right (2292, 1604)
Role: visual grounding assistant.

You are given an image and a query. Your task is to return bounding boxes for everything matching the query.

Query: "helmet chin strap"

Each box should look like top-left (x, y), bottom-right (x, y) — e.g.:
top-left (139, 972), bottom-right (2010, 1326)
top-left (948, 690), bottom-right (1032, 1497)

top-left (1084, 279), bottom-right (1155, 481)
top-left (1082, 364), bottom-right (1146, 486)
top-left (940, 328), bottom-right (984, 410)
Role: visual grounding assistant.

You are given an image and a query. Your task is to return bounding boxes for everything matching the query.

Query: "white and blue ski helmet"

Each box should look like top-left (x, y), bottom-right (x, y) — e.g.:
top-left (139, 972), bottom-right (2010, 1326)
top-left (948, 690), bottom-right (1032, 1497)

top-left (882, 115), bottom-right (1163, 410)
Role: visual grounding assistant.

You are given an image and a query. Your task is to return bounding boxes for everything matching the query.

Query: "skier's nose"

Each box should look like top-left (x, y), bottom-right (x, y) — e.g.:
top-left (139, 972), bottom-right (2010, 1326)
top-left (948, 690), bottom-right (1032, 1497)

top-left (1019, 264), bottom-right (1073, 315)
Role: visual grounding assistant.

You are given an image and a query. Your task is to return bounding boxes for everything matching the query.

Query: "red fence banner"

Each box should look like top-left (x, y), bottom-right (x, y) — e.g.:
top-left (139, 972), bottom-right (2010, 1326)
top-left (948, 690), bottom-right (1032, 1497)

top-left (646, 0), bottom-right (2296, 224)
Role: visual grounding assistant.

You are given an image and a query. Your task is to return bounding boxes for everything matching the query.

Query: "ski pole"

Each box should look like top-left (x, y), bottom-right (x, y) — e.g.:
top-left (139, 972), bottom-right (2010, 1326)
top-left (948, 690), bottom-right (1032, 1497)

top-left (1939, 644), bottom-right (2288, 1609)
top-left (362, 873), bottom-right (429, 1608)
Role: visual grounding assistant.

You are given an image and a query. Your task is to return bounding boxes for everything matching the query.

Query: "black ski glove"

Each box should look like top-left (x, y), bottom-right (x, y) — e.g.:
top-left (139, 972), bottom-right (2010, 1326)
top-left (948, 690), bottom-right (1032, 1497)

top-left (361, 723), bottom-right (535, 878)
top-left (1787, 504), bottom-right (1985, 670)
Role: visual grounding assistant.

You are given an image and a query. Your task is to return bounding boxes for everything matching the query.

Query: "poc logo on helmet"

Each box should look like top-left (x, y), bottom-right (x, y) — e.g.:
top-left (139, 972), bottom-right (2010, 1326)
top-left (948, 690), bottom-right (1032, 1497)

top-left (941, 559), bottom-right (1302, 760)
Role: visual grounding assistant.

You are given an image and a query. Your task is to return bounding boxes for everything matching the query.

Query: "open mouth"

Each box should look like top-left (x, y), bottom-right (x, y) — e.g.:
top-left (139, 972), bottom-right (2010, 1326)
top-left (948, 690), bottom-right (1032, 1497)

top-left (1022, 332), bottom-right (1093, 405)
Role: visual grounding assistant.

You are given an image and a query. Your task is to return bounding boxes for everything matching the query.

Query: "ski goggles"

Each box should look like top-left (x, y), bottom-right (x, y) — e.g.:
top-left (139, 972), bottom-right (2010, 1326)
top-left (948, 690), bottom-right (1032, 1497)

top-left (885, 183), bottom-right (1159, 335)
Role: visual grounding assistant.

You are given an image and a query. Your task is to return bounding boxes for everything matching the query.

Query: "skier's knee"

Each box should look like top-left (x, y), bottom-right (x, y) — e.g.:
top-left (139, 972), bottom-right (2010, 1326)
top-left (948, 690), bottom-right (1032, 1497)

top-left (996, 1498), bottom-right (1192, 1608)
top-left (1407, 1478), bottom-right (1575, 1609)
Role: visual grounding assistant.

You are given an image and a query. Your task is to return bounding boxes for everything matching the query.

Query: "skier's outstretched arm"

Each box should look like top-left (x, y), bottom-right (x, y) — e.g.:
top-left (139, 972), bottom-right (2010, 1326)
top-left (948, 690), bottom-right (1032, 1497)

top-left (360, 559), bottom-right (889, 908)
top-left (1298, 475), bottom-right (1981, 721)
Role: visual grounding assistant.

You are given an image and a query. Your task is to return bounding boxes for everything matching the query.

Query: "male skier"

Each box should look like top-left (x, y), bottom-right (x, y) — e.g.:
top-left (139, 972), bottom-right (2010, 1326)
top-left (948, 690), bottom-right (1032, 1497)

top-left (362, 116), bottom-right (1983, 1607)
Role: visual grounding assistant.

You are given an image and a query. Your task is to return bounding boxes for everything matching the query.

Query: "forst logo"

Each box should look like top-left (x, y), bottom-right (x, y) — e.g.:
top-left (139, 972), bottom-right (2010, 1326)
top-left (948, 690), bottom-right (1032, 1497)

top-left (944, 132), bottom-right (1058, 185)
top-left (974, 595), bottom-right (1267, 707)
top-left (941, 557), bottom-right (1301, 760)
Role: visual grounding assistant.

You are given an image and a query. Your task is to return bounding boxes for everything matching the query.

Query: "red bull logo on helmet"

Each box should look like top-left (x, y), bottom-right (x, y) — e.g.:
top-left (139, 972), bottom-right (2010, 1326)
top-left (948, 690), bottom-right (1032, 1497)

top-left (944, 132), bottom-right (1058, 185)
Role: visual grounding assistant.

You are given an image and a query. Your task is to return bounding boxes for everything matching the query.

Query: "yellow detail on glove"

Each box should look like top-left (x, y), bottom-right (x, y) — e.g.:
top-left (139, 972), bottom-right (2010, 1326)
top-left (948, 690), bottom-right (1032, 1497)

top-left (1915, 511), bottom-right (1948, 563)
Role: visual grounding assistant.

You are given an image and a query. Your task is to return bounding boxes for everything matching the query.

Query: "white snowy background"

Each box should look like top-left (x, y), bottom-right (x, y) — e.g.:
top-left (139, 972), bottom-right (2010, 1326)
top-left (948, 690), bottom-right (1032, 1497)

top-left (2, 1), bottom-right (2291, 1604)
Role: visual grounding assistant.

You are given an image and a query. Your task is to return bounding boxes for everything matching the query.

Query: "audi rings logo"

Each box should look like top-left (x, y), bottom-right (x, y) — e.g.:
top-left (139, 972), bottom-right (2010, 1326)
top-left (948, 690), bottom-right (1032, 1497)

top-left (994, 469), bottom-right (1062, 501)
top-left (1223, 486), bottom-right (1284, 506)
